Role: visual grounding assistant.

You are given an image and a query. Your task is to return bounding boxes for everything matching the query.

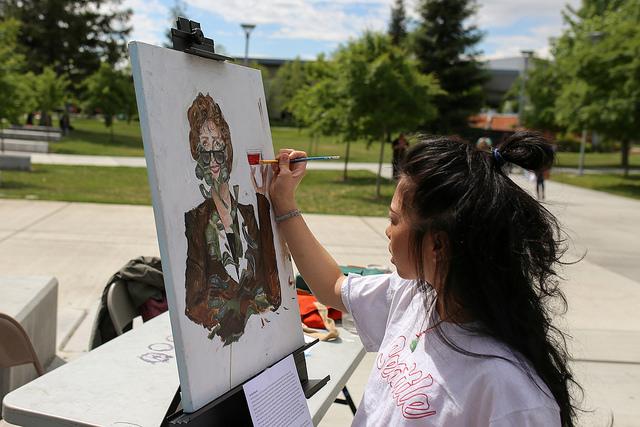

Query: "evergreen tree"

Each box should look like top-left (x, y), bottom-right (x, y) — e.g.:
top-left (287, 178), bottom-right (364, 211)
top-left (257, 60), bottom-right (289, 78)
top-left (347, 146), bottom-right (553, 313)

top-left (388, 0), bottom-right (407, 46)
top-left (413, 0), bottom-right (487, 133)
top-left (1, 0), bottom-right (132, 87)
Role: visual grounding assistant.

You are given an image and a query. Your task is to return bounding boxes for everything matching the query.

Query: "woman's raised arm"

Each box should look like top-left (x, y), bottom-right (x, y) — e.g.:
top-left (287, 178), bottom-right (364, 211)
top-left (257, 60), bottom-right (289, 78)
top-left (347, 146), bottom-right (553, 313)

top-left (269, 149), bottom-right (346, 312)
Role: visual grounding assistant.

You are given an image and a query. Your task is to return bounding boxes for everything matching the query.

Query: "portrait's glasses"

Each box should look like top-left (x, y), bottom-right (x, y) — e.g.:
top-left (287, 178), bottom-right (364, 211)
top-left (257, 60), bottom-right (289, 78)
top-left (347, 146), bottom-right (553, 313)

top-left (200, 149), bottom-right (226, 165)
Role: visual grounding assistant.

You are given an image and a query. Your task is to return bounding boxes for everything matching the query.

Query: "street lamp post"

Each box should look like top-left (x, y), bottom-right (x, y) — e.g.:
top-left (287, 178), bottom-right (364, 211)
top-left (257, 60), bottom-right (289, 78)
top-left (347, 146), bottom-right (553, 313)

top-left (241, 23), bottom-right (256, 65)
top-left (518, 50), bottom-right (534, 126)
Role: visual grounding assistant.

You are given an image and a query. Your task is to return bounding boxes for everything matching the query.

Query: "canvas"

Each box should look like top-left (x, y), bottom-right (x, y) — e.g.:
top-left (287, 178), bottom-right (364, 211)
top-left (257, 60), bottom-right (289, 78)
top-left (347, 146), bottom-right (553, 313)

top-left (129, 41), bottom-right (304, 413)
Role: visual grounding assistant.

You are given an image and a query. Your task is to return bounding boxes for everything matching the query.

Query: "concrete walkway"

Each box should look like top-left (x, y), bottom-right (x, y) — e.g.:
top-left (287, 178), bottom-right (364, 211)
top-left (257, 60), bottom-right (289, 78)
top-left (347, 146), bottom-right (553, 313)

top-left (5, 150), bottom-right (638, 177)
top-left (0, 175), bottom-right (639, 426)
top-left (2, 151), bottom-right (396, 179)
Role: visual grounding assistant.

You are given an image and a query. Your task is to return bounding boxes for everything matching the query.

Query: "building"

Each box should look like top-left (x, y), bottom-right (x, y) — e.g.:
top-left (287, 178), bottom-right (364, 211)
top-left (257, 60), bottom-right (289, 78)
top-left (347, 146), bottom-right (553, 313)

top-left (483, 57), bottom-right (526, 109)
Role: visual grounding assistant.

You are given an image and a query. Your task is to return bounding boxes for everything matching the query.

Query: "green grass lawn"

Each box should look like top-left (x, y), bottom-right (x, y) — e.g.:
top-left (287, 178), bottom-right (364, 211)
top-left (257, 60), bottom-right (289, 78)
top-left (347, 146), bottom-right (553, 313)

top-left (0, 164), bottom-right (152, 204)
top-left (270, 126), bottom-right (385, 163)
top-left (51, 118), bottom-right (391, 162)
top-left (52, 118), bottom-right (640, 170)
top-left (0, 166), bottom-right (395, 215)
top-left (551, 173), bottom-right (640, 201)
top-left (296, 170), bottom-right (395, 216)
top-left (51, 117), bottom-right (145, 157)
top-left (555, 152), bottom-right (640, 169)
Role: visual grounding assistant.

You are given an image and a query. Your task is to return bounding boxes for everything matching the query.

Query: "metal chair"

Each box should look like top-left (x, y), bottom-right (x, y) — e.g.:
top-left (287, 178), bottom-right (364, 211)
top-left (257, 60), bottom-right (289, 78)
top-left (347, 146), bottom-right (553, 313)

top-left (0, 312), bottom-right (44, 376)
top-left (106, 280), bottom-right (138, 335)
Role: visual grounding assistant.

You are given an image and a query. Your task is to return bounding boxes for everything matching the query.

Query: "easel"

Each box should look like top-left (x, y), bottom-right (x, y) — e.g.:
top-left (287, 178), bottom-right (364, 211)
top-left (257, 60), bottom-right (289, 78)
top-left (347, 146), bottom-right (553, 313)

top-left (161, 17), bottom-right (330, 426)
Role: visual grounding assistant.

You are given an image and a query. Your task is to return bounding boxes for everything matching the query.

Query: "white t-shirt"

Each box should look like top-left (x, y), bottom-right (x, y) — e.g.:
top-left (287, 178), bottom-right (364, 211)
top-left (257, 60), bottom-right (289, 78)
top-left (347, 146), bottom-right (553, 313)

top-left (341, 273), bottom-right (561, 427)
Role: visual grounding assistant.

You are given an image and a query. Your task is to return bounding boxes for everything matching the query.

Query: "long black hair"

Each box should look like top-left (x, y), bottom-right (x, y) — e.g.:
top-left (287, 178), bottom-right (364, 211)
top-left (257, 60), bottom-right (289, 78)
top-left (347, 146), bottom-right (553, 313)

top-left (400, 131), bottom-right (579, 426)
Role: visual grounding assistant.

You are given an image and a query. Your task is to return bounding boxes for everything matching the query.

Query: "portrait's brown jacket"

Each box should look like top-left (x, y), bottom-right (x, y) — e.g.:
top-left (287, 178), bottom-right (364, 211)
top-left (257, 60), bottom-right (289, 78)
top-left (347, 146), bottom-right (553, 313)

top-left (184, 193), bottom-right (280, 344)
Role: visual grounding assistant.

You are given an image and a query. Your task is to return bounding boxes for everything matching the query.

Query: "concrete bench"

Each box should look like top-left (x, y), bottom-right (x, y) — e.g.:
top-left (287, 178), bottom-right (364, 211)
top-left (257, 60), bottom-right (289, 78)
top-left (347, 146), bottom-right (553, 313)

top-left (0, 140), bottom-right (48, 154)
top-left (0, 129), bottom-right (60, 142)
top-left (10, 125), bottom-right (61, 134)
top-left (0, 154), bottom-right (31, 171)
top-left (0, 277), bottom-right (58, 407)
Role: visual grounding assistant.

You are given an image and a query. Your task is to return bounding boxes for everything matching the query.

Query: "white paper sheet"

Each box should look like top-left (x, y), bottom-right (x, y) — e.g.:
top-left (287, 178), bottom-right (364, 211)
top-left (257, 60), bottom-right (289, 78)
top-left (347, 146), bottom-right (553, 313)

top-left (243, 354), bottom-right (312, 427)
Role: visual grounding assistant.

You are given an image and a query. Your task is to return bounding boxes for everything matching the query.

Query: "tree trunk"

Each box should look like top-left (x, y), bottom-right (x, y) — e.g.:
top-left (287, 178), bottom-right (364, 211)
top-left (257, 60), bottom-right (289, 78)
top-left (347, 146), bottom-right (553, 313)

top-left (64, 103), bottom-right (73, 130)
top-left (307, 135), bottom-right (313, 156)
top-left (621, 139), bottom-right (630, 178)
top-left (1, 119), bottom-right (4, 153)
top-left (38, 112), bottom-right (48, 127)
top-left (375, 129), bottom-right (389, 198)
top-left (343, 139), bottom-right (352, 182)
top-left (110, 117), bottom-right (114, 144)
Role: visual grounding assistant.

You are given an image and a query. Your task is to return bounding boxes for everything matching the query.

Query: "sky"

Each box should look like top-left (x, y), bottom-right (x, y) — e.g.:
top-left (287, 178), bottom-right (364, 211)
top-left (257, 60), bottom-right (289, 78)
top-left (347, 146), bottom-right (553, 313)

top-left (124, 0), bottom-right (582, 61)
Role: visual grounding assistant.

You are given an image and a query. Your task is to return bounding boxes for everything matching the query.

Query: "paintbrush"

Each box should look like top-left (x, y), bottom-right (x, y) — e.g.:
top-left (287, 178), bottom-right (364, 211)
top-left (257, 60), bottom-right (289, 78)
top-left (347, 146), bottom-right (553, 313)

top-left (259, 155), bottom-right (340, 164)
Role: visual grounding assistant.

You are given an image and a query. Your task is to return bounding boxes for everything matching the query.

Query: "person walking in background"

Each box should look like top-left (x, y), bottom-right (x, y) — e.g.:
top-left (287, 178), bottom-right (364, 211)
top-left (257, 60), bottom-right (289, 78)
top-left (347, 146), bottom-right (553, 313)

top-left (59, 112), bottom-right (70, 135)
top-left (391, 133), bottom-right (409, 179)
top-left (475, 136), bottom-right (492, 151)
top-left (536, 167), bottom-right (549, 200)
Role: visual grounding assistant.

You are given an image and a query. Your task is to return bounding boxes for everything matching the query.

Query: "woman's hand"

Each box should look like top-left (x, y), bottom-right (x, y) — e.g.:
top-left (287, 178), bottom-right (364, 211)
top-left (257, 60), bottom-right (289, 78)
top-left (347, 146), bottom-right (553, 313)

top-left (269, 149), bottom-right (307, 216)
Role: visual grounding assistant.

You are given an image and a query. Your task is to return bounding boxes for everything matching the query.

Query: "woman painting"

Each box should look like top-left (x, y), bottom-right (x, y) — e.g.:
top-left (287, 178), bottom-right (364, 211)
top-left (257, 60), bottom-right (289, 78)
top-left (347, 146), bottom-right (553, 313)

top-left (184, 92), bottom-right (280, 345)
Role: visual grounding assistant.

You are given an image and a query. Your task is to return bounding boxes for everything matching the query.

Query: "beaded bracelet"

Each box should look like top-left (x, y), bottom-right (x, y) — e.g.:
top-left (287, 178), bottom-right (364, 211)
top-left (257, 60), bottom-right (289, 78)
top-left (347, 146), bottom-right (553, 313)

top-left (275, 209), bottom-right (301, 224)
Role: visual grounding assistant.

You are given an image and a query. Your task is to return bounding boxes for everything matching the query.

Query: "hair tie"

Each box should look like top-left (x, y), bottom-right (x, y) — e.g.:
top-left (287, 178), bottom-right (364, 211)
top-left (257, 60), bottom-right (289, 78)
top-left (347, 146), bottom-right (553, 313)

top-left (492, 148), bottom-right (506, 168)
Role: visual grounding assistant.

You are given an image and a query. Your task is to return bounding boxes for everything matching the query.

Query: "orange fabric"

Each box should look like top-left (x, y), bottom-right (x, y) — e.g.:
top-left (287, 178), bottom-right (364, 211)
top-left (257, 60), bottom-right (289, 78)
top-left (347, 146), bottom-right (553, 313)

top-left (297, 289), bottom-right (341, 329)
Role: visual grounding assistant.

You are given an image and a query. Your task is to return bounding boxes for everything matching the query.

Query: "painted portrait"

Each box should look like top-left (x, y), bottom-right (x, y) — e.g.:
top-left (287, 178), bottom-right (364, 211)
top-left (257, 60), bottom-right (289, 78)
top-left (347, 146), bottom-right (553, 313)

top-left (183, 92), bottom-right (281, 345)
top-left (132, 42), bottom-right (306, 412)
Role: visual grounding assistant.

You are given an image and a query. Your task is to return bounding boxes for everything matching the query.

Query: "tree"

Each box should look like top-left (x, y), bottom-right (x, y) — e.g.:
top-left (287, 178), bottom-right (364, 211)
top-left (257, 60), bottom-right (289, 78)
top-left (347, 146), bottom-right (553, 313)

top-left (0, 19), bottom-right (35, 127)
top-left (1, 0), bottom-right (132, 87)
top-left (389, 0), bottom-right (407, 46)
top-left (564, 0), bottom-right (626, 21)
top-left (413, 0), bottom-right (487, 133)
top-left (336, 32), bottom-right (443, 196)
top-left (32, 67), bottom-right (70, 127)
top-left (245, 61), bottom-right (278, 120)
top-left (270, 58), bottom-right (310, 122)
top-left (522, 58), bottom-right (563, 131)
top-left (290, 35), bottom-right (442, 192)
top-left (288, 55), bottom-right (348, 159)
top-left (82, 63), bottom-right (134, 141)
top-left (554, 0), bottom-right (640, 175)
top-left (121, 67), bottom-right (138, 123)
top-left (504, 58), bottom-right (563, 131)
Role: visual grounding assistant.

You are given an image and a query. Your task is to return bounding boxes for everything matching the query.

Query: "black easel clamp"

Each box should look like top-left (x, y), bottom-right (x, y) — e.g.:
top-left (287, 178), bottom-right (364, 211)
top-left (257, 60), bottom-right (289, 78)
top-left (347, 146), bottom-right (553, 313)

top-left (171, 17), bottom-right (233, 62)
top-left (165, 339), bottom-right (330, 426)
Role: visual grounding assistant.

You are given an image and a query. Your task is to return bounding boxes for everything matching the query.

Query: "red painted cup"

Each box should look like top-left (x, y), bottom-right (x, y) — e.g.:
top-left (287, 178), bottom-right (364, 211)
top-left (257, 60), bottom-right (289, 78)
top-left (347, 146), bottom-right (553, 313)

top-left (247, 150), bottom-right (262, 165)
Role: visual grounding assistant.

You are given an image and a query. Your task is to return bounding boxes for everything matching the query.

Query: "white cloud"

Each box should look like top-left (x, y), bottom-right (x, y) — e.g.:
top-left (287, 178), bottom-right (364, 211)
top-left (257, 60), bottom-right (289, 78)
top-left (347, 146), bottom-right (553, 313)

top-left (125, 0), bottom-right (582, 58)
top-left (475, 0), bottom-right (580, 29)
top-left (124, 0), bottom-right (170, 45)
top-left (475, 0), bottom-right (581, 58)
top-left (188, 0), bottom-right (392, 41)
top-left (481, 22), bottom-right (568, 60)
